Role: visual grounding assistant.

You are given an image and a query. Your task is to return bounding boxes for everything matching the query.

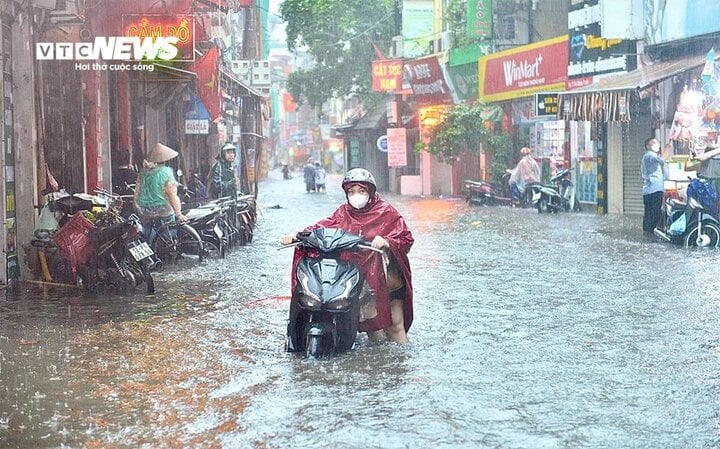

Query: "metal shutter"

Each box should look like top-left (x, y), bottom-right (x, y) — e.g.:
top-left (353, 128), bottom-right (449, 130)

top-left (622, 110), bottom-right (653, 215)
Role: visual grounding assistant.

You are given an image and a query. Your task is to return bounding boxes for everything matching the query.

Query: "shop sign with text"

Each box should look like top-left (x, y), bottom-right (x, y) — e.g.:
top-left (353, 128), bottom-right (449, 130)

top-left (535, 93), bottom-right (559, 117)
top-left (405, 55), bottom-right (456, 105)
top-left (185, 119), bottom-right (209, 134)
top-left (387, 128), bottom-right (408, 167)
top-left (372, 59), bottom-right (404, 92)
top-left (466, 0), bottom-right (492, 39)
top-left (479, 35), bottom-right (568, 102)
top-left (122, 14), bottom-right (195, 61)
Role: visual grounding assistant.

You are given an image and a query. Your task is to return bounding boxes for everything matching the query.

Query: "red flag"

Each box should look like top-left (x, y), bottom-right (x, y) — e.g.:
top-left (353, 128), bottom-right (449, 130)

top-left (190, 47), bottom-right (222, 122)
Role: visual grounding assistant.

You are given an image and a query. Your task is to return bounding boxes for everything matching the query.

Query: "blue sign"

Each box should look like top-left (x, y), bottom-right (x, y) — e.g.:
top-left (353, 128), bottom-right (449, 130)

top-left (376, 135), bottom-right (388, 152)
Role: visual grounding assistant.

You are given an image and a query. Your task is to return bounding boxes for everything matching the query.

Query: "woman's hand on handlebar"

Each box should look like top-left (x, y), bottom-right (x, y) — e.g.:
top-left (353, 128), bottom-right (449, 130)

top-left (279, 233), bottom-right (297, 245)
top-left (370, 236), bottom-right (389, 250)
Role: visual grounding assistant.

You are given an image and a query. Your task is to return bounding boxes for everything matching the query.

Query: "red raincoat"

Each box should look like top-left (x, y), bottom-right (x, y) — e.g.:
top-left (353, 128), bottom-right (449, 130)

top-left (291, 193), bottom-right (414, 332)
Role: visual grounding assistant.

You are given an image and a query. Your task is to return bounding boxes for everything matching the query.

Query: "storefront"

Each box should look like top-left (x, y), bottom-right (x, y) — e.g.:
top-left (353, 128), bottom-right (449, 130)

top-left (479, 35), bottom-right (572, 187)
top-left (558, 51), bottom-right (717, 215)
top-left (405, 54), bottom-right (457, 196)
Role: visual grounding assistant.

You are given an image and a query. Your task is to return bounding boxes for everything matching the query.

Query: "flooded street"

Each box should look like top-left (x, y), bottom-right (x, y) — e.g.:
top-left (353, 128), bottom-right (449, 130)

top-left (2, 170), bottom-right (720, 448)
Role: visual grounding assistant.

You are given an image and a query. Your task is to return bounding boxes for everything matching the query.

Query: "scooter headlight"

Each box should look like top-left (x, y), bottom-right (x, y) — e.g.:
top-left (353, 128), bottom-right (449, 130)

top-left (326, 276), bottom-right (358, 310)
top-left (298, 271), bottom-right (321, 310)
top-left (326, 296), bottom-right (351, 310)
top-left (299, 294), bottom-right (321, 310)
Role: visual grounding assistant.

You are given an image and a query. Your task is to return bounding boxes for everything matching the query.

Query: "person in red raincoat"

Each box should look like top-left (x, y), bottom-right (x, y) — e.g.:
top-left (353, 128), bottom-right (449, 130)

top-left (280, 168), bottom-right (414, 343)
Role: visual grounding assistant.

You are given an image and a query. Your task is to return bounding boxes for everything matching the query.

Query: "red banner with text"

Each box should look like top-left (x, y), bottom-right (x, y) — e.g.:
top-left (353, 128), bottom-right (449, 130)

top-left (372, 59), bottom-right (404, 92)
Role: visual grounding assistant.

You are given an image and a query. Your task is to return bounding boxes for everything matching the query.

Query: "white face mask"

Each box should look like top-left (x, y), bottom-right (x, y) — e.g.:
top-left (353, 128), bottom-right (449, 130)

top-left (651, 143), bottom-right (660, 152)
top-left (348, 193), bottom-right (370, 209)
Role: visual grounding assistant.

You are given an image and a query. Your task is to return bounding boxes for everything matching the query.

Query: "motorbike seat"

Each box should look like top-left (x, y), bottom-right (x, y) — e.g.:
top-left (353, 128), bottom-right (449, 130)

top-left (185, 207), bottom-right (221, 220)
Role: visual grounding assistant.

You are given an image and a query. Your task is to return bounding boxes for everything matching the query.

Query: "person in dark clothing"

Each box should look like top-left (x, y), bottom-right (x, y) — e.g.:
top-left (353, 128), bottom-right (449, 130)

top-left (209, 143), bottom-right (238, 199)
top-left (640, 138), bottom-right (668, 234)
top-left (112, 148), bottom-right (138, 194)
top-left (303, 158), bottom-right (316, 192)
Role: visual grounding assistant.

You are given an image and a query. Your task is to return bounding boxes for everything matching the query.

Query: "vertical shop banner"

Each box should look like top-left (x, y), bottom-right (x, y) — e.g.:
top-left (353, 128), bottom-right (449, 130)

top-left (405, 55), bottom-right (456, 105)
top-left (387, 128), bottom-right (408, 167)
top-left (479, 35), bottom-right (568, 103)
top-left (372, 59), bottom-right (404, 92)
top-left (350, 137), bottom-right (361, 168)
top-left (189, 46), bottom-right (222, 122)
top-left (466, 0), bottom-right (492, 39)
top-left (2, 25), bottom-right (17, 280)
top-left (402, 0), bottom-right (434, 58)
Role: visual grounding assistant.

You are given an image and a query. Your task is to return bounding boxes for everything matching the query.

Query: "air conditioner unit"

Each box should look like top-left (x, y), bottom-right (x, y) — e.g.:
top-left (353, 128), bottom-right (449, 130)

top-left (428, 32), bottom-right (453, 54)
top-left (391, 35), bottom-right (403, 58)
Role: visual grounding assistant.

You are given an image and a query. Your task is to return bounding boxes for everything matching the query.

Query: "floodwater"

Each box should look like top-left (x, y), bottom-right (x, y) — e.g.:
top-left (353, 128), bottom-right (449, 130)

top-left (1, 169), bottom-right (720, 448)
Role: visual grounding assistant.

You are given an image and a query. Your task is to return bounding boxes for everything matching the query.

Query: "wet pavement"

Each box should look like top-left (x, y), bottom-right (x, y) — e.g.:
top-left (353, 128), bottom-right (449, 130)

top-left (2, 169), bottom-right (720, 448)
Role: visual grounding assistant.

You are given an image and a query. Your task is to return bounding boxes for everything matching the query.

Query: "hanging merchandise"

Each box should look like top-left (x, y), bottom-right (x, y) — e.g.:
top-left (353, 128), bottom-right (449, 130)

top-left (669, 86), bottom-right (702, 144)
top-left (700, 48), bottom-right (720, 145)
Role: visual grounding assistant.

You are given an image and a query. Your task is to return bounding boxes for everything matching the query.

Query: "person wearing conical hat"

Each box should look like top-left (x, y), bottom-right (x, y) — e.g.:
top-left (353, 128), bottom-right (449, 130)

top-left (134, 143), bottom-right (187, 242)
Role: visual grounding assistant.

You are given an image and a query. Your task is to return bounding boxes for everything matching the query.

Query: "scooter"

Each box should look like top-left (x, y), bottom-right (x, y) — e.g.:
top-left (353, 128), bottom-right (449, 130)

top-left (78, 213), bottom-right (156, 294)
top-left (464, 170), bottom-right (515, 207)
top-left (282, 228), bottom-right (381, 358)
top-left (464, 180), bottom-right (500, 206)
top-left (654, 178), bottom-right (720, 248)
top-left (531, 169), bottom-right (581, 213)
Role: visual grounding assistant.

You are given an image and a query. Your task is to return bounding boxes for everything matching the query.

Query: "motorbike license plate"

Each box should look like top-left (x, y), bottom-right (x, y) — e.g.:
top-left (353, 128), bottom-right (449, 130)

top-left (213, 224), bottom-right (223, 239)
top-left (532, 191), bottom-right (540, 201)
top-left (129, 241), bottom-right (154, 261)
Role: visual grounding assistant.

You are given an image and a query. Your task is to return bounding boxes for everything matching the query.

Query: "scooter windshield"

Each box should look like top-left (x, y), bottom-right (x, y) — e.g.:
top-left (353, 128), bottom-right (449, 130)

top-left (301, 228), bottom-right (363, 252)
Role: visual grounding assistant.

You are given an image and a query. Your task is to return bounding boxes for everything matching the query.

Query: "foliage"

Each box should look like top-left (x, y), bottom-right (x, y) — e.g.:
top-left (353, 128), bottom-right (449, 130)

top-left (445, 0), bottom-right (470, 48)
top-left (420, 103), bottom-right (512, 184)
top-left (280, 0), bottom-right (396, 109)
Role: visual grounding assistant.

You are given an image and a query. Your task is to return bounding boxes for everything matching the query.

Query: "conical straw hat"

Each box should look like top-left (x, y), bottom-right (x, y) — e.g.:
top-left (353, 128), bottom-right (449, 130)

top-left (146, 143), bottom-right (178, 163)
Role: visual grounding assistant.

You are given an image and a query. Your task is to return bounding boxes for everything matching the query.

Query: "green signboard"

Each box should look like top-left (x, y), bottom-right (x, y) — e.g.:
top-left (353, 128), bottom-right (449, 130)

top-left (350, 136), bottom-right (361, 168)
top-left (466, 0), bottom-right (492, 40)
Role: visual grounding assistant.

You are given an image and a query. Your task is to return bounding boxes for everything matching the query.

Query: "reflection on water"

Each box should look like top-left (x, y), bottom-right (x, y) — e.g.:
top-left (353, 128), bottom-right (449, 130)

top-left (1, 173), bottom-right (720, 448)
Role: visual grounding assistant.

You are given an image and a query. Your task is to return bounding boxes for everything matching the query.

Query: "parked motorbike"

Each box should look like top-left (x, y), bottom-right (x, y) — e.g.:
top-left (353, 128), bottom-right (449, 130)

top-left (282, 228), bottom-right (382, 358)
top-left (77, 213), bottom-right (156, 294)
top-left (465, 170), bottom-right (515, 207)
top-left (183, 204), bottom-right (228, 258)
top-left (531, 169), bottom-right (581, 213)
top-left (654, 178), bottom-right (720, 248)
top-left (464, 180), bottom-right (500, 206)
top-left (36, 190), bottom-right (156, 293)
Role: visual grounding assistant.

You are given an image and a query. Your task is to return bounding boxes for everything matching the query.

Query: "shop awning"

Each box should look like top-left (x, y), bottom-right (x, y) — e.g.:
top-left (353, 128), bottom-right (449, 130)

top-left (567, 53), bottom-right (711, 94)
top-left (559, 53), bottom-right (716, 122)
top-left (135, 63), bottom-right (197, 109)
top-left (140, 63), bottom-right (197, 82)
top-left (220, 69), bottom-right (265, 98)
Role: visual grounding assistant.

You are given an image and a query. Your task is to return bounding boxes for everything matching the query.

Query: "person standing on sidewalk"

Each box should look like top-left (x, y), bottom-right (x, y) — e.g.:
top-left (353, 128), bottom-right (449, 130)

top-left (641, 138), bottom-right (669, 235)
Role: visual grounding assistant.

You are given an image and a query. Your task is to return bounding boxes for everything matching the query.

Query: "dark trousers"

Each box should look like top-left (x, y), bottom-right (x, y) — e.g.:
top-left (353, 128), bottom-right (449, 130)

top-left (643, 191), bottom-right (664, 233)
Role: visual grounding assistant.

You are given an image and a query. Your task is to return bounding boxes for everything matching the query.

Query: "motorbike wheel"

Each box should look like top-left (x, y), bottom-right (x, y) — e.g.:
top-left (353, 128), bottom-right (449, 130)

top-left (306, 335), bottom-right (323, 358)
top-left (178, 225), bottom-right (205, 262)
top-left (121, 256), bottom-right (154, 294)
top-left (684, 222), bottom-right (720, 248)
top-left (141, 261), bottom-right (155, 294)
top-left (537, 197), bottom-right (549, 214)
top-left (203, 240), bottom-right (225, 258)
top-left (76, 265), bottom-right (98, 294)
